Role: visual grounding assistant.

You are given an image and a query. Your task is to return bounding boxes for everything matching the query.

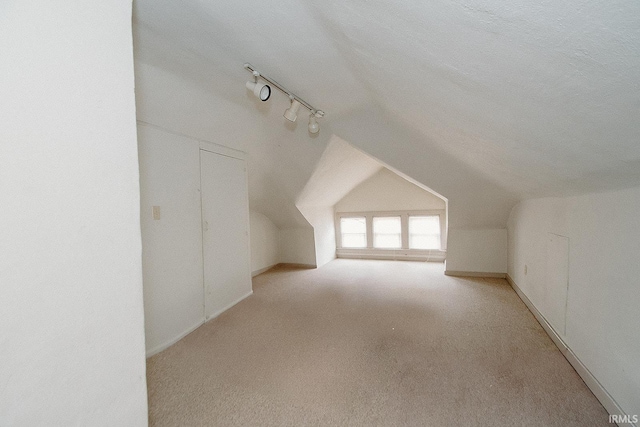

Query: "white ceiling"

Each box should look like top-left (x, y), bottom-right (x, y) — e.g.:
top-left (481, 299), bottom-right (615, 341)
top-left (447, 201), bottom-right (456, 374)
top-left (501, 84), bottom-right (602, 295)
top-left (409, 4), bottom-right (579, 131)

top-left (133, 0), bottom-right (640, 227)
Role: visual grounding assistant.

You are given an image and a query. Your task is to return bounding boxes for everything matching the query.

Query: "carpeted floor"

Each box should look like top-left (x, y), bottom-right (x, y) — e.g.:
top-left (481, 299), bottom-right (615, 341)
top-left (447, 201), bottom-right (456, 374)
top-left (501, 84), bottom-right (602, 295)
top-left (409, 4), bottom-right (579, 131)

top-left (146, 259), bottom-right (609, 426)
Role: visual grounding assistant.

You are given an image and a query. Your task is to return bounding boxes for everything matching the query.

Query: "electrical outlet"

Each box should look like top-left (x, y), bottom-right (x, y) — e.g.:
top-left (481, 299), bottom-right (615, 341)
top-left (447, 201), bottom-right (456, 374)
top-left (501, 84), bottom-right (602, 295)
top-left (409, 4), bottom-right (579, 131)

top-left (524, 264), bottom-right (528, 275)
top-left (152, 206), bottom-right (161, 220)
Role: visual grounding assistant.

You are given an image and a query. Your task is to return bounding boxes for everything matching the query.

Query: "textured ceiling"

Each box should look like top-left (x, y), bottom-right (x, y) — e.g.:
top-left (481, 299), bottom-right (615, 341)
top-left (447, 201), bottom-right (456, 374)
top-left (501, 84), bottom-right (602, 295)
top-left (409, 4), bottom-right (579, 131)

top-left (312, 0), bottom-right (640, 197)
top-left (133, 0), bottom-right (640, 226)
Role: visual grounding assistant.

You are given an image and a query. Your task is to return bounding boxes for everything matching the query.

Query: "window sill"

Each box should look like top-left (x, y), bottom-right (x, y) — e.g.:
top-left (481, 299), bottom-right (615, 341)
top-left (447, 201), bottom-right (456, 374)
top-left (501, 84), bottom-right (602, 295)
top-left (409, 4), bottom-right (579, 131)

top-left (336, 248), bottom-right (446, 262)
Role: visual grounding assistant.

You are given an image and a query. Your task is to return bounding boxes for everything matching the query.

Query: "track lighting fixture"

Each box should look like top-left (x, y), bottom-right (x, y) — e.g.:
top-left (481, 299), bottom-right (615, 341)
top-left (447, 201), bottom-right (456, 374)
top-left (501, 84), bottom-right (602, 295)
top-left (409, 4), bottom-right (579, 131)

top-left (246, 81), bottom-right (271, 101)
top-left (244, 63), bottom-right (324, 136)
top-left (284, 98), bottom-right (301, 122)
top-left (308, 113), bottom-right (319, 134)
top-left (246, 71), bottom-right (271, 101)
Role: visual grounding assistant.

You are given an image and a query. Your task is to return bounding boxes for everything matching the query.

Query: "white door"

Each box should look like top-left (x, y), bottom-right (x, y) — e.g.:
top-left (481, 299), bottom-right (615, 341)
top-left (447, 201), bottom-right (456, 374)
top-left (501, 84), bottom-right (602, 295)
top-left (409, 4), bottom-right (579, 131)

top-left (200, 150), bottom-right (251, 320)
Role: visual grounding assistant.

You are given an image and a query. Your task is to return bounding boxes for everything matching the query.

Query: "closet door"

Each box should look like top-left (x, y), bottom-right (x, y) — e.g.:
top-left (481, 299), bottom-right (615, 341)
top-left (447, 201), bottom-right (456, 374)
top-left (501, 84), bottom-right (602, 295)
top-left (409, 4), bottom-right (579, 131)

top-left (200, 150), bottom-right (252, 320)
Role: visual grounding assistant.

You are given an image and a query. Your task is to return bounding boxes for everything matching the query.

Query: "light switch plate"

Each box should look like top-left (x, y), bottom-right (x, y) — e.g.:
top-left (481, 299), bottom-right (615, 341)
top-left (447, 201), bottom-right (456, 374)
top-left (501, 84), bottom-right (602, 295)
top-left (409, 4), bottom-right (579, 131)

top-left (152, 206), bottom-right (161, 220)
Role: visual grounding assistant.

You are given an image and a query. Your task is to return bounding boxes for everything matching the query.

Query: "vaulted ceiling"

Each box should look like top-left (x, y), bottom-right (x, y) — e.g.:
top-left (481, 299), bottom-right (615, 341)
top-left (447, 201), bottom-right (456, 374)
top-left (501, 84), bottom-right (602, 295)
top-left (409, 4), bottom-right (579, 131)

top-left (133, 0), bottom-right (640, 229)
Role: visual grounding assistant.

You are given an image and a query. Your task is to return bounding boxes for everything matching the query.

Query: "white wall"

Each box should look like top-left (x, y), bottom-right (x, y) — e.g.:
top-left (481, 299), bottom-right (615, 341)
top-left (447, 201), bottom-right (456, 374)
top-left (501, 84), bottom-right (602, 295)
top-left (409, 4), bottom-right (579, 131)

top-left (279, 228), bottom-right (317, 266)
top-left (138, 124), bottom-right (204, 356)
top-left (298, 206), bottom-right (337, 268)
top-left (508, 187), bottom-right (640, 419)
top-left (250, 211), bottom-right (280, 276)
top-left (446, 229), bottom-right (507, 274)
top-left (335, 168), bottom-right (445, 212)
top-left (0, 2), bottom-right (148, 425)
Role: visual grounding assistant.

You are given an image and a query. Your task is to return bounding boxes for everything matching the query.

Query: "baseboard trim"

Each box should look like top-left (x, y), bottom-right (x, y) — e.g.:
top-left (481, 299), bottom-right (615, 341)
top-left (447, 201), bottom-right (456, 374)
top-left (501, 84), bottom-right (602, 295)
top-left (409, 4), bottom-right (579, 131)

top-left (506, 274), bottom-right (633, 426)
top-left (444, 270), bottom-right (506, 278)
top-left (146, 291), bottom-right (253, 358)
top-left (146, 319), bottom-right (204, 358)
top-left (276, 263), bottom-right (316, 269)
top-left (251, 264), bottom-right (278, 277)
top-left (205, 290), bottom-right (253, 322)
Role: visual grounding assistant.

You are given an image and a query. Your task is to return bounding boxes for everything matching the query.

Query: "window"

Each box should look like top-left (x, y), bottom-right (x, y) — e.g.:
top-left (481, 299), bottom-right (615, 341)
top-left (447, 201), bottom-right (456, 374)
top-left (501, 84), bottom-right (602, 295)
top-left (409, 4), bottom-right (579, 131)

top-left (336, 210), bottom-right (445, 260)
top-left (373, 216), bottom-right (402, 249)
top-left (340, 217), bottom-right (367, 248)
top-left (409, 215), bottom-right (441, 250)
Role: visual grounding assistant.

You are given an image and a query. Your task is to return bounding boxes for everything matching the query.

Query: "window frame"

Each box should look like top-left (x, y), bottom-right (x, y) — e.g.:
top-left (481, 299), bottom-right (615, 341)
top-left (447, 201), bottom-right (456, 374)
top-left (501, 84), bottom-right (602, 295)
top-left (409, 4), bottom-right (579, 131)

top-left (408, 214), bottom-right (442, 250)
top-left (338, 216), bottom-right (368, 249)
top-left (372, 215), bottom-right (403, 249)
top-left (335, 210), bottom-right (446, 256)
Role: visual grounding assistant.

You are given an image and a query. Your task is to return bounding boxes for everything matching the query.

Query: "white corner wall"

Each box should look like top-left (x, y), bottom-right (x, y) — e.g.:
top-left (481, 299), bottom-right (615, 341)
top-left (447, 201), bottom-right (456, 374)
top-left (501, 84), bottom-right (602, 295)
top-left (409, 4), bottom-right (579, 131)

top-left (0, 2), bottom-right (148, 425)
top-left (446, 229), bottom-right (507, 274)
top-left (298, 206), bottom-right (337, 268)
top-left (507, 187), bottom-right (640, 420)
top-left (250, 210), bottom-right (280, 276)
top-left (279, 228), bottom-right (317, 266)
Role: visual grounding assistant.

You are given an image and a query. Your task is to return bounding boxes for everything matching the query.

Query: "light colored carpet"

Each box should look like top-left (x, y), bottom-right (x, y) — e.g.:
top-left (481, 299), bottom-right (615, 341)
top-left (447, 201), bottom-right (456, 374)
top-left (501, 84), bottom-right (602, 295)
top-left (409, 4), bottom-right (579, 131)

top-left (147, 259), bottom-right (609, 426)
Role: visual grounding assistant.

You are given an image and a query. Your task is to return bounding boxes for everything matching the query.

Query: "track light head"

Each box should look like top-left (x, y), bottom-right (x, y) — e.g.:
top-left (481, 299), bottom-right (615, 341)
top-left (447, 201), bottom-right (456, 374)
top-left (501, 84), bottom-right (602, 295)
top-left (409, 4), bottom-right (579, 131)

top-left (246, 80), bottom-right (271, 101)
top-left (308, 114), bottom-right (319, 134)
top-left (284, 98), bottom-right (301, 122)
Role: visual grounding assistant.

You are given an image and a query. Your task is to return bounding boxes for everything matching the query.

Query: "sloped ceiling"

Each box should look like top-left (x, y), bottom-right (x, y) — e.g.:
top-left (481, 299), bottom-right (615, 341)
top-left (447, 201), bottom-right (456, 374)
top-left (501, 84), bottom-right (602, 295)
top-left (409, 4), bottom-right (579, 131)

top-left (133, 0), bottom-right (640, 228)
top-left (296, 136), bottom-right (383, 208)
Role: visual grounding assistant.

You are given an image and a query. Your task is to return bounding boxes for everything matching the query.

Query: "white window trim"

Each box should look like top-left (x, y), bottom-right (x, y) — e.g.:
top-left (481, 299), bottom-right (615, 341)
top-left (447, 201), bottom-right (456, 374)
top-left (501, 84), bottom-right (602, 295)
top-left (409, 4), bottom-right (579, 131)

top-left (338, 216), bottom-right (368, 249)
top-left (335, 210), bottom-right (446, 262)
top-left (372, 215), bottom-right (403, 249)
